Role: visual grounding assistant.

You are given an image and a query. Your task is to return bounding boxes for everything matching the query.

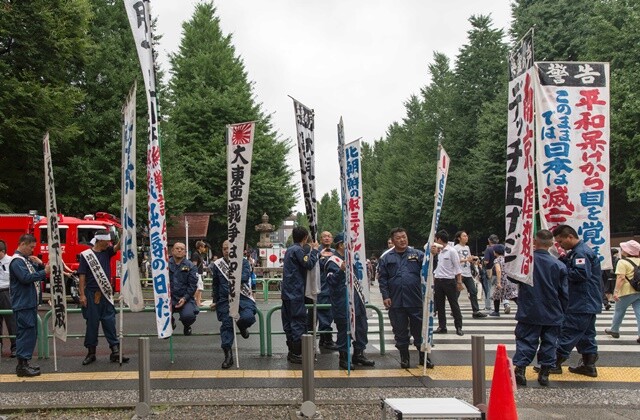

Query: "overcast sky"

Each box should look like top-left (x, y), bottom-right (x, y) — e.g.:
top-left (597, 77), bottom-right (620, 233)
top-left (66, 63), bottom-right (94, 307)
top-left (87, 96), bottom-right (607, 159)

top-left (153, 1), bottom-right (513, 212)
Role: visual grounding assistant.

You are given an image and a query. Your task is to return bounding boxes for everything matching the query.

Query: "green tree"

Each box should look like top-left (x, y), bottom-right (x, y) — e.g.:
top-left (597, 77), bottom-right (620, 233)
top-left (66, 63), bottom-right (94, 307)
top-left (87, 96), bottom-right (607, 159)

top-left (317, 189), bottom-right (342, 235)
top-left (166, 2), bottom-right (295, 247)
top-left (0, 0), bottom-right (91, 212)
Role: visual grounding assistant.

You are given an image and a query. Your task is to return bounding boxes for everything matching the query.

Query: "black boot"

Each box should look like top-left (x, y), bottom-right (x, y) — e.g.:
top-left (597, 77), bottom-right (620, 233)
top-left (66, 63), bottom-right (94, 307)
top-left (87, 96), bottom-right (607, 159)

top-left (538, 365), bottom-right (551, 386)
top-left (16, 358), bottom-right (40, 377)
top-left (221, 348), bottom-right (234, 369)
top-left (338, 351), bottom-right (354, 370)
top-left (399, 346), bottom-right (410, 369)
top-left (418, 350), bottom-right (434, 369)
top-left (352, 349), bottom-right (375, 367)
top-left (286, 340), bottom-right (292, 361)
top-left (569, 353), bottom-right (598, 377)
top-left (514, 366), bottom-right (527, 386)
top-left (322, 335), bottom-right (339, 351)
top-left (82, 346), bottom-right (97, 365)
top-left (288, 340), bottom-right (303, 364)
top-left (109, 344), bottom-right (130, 363)
top-left (536, 352), bottom-right (567, 374)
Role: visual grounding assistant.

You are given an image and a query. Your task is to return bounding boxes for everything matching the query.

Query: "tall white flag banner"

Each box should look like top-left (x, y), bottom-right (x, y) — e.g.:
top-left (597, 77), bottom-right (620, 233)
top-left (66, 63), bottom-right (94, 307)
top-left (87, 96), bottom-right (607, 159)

top-left (121, 83), bottom-right (144, 312)
top-left (43, 133), bottom-right (67, 342)
top-left (534, 62), bottom-right (612, 269)
top-left (504, 30), bottom-right (535, 286)
top-left (125, 0), bottom-right (172, 337)
top-left (337, 118), bottom-right (355, 340)
top-left (292, 98), bottom-right (320, 300)
top-left (227, 122), bottom-right (255, 319)
top-left (420, 146), bottom-right (449, 354)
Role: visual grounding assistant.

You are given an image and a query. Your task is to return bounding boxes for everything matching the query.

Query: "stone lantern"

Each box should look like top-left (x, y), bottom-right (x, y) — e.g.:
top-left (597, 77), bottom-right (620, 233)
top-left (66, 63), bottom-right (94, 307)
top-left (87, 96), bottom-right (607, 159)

top-left (255, 213), bottom-right (274, 267)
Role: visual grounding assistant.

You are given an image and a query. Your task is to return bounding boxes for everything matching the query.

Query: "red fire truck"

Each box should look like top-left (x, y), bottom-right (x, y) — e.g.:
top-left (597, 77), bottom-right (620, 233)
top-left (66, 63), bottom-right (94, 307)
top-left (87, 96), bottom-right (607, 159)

top-left (0, 212), bottom-right (122, 302)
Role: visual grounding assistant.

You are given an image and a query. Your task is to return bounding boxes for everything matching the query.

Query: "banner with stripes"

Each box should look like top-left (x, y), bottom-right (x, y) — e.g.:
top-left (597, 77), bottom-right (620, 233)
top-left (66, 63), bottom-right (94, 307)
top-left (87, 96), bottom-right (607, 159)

top-left (125, 0), bottom-right (172, 337)
top-left (504, 29), bottom-right (535, 286)
top-left (227, 122), bottom-right (255, 319)
top-left (534, 61), bottom-right (612, 269)
top-left (43, 133), bottom-right (67, 342)
top-left (120, 83), bottom-right (144, 312)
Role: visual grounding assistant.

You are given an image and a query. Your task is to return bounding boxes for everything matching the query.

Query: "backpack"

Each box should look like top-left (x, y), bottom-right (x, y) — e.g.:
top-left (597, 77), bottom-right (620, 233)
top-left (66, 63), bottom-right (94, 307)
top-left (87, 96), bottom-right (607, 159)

top-left (621, 257), bottom-right (640, 292)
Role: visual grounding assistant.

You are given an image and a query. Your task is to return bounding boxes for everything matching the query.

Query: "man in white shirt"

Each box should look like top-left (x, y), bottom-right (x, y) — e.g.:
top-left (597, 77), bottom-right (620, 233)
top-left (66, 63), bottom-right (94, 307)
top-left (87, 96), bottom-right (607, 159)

top-left (0, 240), bottom-right (17, 358)
top-left (431, 230), bottom-right (464, 336)
top-left (454, 231), bottom-right (487, 318)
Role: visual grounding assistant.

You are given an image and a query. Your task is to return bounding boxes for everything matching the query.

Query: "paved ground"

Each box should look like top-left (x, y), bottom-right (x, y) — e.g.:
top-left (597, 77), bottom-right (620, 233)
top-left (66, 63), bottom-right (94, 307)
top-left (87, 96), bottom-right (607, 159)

top-left (1, 284), bottom-right (639, 419)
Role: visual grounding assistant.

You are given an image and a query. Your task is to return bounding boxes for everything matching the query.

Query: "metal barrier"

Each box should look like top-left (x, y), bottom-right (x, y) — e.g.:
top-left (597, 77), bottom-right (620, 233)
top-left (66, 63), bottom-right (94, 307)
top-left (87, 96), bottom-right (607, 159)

top-left (41, 306), bottom-right (266, 360)
top-left (0, 309), bottom-right (44, 359)
top-left (265, 303), bottom-right (386, 356)
top-left (138, 277), bottom-right (278, 303)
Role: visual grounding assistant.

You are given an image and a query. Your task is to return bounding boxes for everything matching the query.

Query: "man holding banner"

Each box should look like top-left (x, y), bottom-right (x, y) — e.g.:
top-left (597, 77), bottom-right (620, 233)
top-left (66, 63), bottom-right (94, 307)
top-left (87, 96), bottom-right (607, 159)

top-left (10, 234), bottom-right (49, 377)
top-left (282, 226), bottom-right (319, 364)
top-left (211, 240), bottom-right (256, 369)
top-left (78, 230), bottom-right (129, 365)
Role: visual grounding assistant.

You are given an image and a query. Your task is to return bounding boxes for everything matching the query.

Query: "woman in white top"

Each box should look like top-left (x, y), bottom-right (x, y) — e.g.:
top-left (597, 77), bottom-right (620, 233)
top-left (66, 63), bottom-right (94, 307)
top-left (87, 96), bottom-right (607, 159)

top-left (605, 240), bottom-right (640, 344)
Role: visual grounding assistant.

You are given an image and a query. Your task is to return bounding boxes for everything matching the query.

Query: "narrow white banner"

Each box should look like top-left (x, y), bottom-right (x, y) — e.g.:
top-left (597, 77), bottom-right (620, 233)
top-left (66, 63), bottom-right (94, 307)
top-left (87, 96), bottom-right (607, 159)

top-left (534, 61), bottom-right (612, 269)
top-left (420, 146), bottom-right (450, 353)
top-left (504, 30), bottom-right (535, 285)
top-left (43, 133), bottom-right (67, 342)
top-left (125, 0), bottom-right (172, 337)
top-left (227, 122), bottom-right (255, 319)
top-left (292, 98), bottom-right (320, 300)
top-left (121, 83), bottom-right (144, 312)
top-left (337, 118), bottom-right (355, 340)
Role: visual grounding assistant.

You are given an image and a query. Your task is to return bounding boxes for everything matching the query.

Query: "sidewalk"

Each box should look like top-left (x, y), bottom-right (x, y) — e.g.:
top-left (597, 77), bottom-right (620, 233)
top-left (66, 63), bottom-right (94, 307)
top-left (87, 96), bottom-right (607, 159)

top-left (2, 386), bottom-right (640, 419)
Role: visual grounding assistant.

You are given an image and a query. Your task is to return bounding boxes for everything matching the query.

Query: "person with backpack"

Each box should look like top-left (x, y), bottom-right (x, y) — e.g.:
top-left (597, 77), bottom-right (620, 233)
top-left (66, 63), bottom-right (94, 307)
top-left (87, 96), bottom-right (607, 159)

top-left (605, 240), bottom-right (640, 344)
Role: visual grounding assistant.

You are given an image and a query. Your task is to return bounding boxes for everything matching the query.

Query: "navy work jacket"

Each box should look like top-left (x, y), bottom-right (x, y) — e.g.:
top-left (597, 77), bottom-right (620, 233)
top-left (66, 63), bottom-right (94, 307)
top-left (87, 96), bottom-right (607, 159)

top-left (325, 252), bottom-right (347, 319)
top-left (516, 249), bottom-right (569, 325)
top-left (10, 252), bottom-right (46, 311)
top-left (168, 257), bottom-right (198, 306)
top-left (378, 246), bottom-right (425, 308)
top-left (562, 240), bottom-right (603, 314)
top-left (281, 243), bottom-right (319, 301)
top-left (318, 248), bottom-right (334, 298)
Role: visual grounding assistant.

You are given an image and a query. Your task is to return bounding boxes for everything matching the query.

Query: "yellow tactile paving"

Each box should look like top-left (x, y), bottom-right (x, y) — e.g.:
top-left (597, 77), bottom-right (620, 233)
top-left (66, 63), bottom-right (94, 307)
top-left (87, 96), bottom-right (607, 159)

top-left (2, 366), bottom-right (639, 383)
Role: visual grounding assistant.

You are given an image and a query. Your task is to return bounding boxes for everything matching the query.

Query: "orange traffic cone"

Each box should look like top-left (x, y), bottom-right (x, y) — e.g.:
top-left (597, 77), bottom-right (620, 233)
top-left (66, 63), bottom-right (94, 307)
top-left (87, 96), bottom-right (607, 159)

top-left (487, 344), bottom-right (518, 420)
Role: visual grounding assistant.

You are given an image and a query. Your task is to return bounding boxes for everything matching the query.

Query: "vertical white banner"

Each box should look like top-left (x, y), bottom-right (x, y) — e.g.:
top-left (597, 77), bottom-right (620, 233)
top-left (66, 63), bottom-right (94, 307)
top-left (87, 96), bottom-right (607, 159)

top-left (121, 83), bottom-right (144, 312)
top-left (227, 122), bottom-right (255, 319)
top-left (337, 118), bottom-right (355, 340)
top-left (420, 146), bottom-right (449, 353)
top-left (534, 62), bottom-right (612, 269)
top-left (43, 133), bottom-right (67, 342)
top-left (125, 0), bottom-right (171, 337)
top-left (292, 98), bottom-right (320, 299)
top-left (504, 30), bottom-right (535, 286)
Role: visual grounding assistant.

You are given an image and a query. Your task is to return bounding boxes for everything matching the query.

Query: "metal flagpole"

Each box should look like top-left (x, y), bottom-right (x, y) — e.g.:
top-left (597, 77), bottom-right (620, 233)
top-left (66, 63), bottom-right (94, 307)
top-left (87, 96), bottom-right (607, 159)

top-left (233, 319), bottom-right (239, 368)
top-left (52, 304), bottom-right (58, 371)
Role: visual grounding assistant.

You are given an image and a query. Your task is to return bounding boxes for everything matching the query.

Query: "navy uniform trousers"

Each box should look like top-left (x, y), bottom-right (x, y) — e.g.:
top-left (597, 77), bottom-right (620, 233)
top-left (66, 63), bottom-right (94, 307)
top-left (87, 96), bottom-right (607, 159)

top-left (14, 308), bottom-right (37, 360)
top-left (81, 289), bottom-right (118, 348)
top-left (216, 298), bottom-right (257, 349)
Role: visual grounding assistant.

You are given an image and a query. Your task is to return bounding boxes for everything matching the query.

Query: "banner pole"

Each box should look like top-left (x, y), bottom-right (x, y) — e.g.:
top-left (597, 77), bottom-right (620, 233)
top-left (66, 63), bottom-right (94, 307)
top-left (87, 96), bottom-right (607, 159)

top-left (233, 320), bottom-right (239, 368)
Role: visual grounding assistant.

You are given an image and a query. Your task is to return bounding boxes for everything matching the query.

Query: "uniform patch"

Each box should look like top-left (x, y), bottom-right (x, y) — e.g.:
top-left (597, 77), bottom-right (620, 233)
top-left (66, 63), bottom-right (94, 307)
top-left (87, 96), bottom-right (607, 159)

top-left (303, 255), bottom-right (308, 262)
top-left (574, 258), bottom-right (586, 266)
top-left (408, 255), bottom-right (418, 261)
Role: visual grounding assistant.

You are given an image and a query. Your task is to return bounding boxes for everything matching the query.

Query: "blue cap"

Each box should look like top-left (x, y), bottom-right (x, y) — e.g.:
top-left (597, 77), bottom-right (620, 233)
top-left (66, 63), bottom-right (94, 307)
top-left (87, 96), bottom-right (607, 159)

top-left (493, 244), bottom-right (505, 255)
top-left (333, 232), bottom-right (345, 244)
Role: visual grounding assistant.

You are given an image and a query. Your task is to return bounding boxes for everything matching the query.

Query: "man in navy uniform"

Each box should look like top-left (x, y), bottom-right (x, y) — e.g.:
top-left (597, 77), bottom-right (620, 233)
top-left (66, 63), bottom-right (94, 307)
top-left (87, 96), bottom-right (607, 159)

top-left (10, 234), bottom-right (49, 377)
top-left (211, 240), bottom-right (256, 369)
top-left (168, 242), bottom-right (199, 336)
top-left (324, 232), bottom-right (375, 369)
top-left (78, 229), bottom-right (128, 365)
top-left (513, 229), bottom-right (568, 386)
top-left (378, 227), bottom-right (432, 369)
top-left (281, 226), bottom-right (319, 364)
top-left (316, 231), bottom-right (337, 350)
top-left (552, 224), bottom-right (603, 377)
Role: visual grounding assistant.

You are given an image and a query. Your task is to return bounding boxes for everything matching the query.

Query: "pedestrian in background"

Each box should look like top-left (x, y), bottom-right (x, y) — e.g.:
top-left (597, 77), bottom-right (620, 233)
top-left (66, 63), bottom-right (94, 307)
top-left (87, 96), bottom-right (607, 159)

top-left (0, 239), bottom-right (17, 358)
top-left (605, 240), bottom-right (640, 344)
top-left (454, 231), bottom-right (486, 318)
top-left (489, 244), bottom-right (518, 317)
